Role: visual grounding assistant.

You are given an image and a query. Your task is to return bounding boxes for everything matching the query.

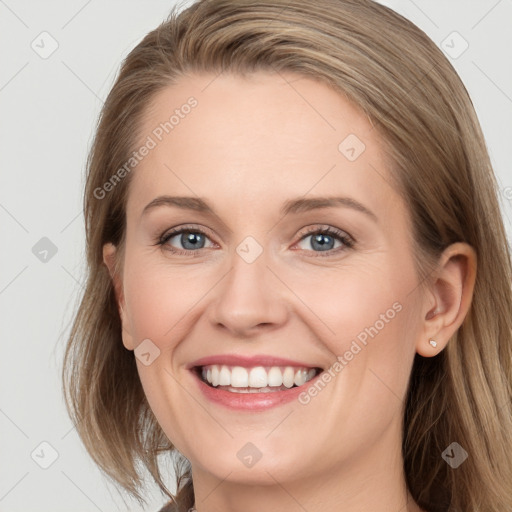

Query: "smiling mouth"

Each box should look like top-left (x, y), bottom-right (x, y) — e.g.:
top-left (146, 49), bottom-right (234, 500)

top-left (193, 364), bottom-right (323, 393)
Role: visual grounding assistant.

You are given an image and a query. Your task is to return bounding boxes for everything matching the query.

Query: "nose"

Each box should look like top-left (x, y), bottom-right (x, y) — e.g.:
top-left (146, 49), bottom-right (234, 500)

top-left (208, 244), bottom-right (289, 337)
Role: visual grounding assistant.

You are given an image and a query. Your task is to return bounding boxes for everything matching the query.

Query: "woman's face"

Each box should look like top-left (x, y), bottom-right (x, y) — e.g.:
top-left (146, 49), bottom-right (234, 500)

top-left (106, 71), bottom-right (430, 487)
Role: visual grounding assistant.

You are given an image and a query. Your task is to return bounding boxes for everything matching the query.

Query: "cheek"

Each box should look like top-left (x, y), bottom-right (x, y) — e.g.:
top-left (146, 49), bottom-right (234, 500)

top-left (284, 260), bottom-right (408, 340)
top-left (124, 273), bottom-right (177, 341)
top-left (122, 249), bottom-right (210, 344)
top-left (295, 258), bottom-right (419, 385)
top-left (123, 252), bottom-right (417, 351)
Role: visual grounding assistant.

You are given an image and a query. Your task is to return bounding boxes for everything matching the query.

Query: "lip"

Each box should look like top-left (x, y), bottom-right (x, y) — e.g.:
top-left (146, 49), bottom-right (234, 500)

top-left (190, 368), bottom-right (322, 410)
top-left (187, 354), bottom-right (324, 411)
top-left (187, 354), bottom-right (323, 370)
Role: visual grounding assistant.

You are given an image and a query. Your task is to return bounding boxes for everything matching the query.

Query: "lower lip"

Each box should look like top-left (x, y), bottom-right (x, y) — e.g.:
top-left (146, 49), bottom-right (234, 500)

top-left (190, 369), bottom-right (321, 411)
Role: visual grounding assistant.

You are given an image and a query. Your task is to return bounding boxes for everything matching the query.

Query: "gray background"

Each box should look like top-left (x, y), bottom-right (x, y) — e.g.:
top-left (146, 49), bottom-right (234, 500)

top-left (1, 1), bottom-right (511, 511)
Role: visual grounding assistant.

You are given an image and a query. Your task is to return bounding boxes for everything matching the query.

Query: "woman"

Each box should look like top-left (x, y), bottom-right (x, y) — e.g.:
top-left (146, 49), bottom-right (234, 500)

top-left (62, 0), bottom-right (512, 511)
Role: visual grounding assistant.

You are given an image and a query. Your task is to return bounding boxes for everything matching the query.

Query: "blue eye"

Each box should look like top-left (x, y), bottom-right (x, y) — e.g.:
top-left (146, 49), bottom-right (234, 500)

top-left (158, 227), bottom-right (215, 256)
top-left (295, 226), bottom-right (354, 256)
top-left (156, 224), bottom-right (354, 257)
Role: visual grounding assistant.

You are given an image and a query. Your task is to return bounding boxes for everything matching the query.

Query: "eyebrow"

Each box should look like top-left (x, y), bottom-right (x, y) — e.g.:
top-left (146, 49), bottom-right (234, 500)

top-left (141, 195), bottom-right (378, 222)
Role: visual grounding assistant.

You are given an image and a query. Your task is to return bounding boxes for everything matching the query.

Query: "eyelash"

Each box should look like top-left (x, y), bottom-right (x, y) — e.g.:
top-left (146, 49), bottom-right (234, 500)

top-left (155, 224), bottom-right (355, 258)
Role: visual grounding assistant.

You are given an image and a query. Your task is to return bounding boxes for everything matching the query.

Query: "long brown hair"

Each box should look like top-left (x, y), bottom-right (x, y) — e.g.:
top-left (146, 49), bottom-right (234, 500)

top-left (62, 1), bottom-right (512, 510)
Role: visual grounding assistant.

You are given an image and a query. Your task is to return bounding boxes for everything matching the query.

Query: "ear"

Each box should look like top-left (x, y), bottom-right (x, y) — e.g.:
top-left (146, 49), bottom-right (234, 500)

top-left (103, 242), bottom-right (135, 351)
top-left (416, 242), bottom-right (477, 357)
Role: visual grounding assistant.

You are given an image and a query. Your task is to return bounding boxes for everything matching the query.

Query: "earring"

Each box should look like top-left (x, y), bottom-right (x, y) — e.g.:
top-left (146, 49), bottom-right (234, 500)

top-left (429, 339), bottom-right (437, 348)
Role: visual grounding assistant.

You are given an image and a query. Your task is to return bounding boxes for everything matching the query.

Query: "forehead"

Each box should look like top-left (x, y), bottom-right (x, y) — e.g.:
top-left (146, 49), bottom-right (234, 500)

top-left (127, 71), bottom-right (398, 222)
top-left (140, 70), bottom-right (375, 151)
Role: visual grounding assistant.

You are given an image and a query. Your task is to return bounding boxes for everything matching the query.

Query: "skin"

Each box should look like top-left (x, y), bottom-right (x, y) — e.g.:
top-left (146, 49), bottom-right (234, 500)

top-left (103, 71), bottom-right (476, 512)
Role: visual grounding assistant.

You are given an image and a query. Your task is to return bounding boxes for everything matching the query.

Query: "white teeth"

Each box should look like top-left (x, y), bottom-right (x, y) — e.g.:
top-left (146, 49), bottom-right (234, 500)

top-left (294, 369), bottom-right (308, 386)
top-left (283, 367), bottom-right (295, 388)
top-left (248, 366), bottom-right (267, 387)
top-left (211, 365), bottom-right (219, 386)
top-left (199, 364), bottom-right (319, 391)
top-left (231, 366), bottom-right (249, 387)
top-left (267, 367), bottom-right (283, 387)
top-left (219, 365), bottom-right (231, 386)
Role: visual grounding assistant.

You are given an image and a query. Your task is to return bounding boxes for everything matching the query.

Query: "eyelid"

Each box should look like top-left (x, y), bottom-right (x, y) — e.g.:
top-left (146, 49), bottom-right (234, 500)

top-left (156, 224), bottom-right (218, 252)
top-left (297, 224), bottom-right (354, 243)
top-left (156, 223), bottom-right (355, 256)
top-left (292, 225), bottom-right (355, 255)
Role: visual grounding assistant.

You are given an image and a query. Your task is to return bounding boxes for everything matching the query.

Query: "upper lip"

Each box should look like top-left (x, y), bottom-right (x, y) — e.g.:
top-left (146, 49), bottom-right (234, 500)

top-left (187, 354), bottom-right (324, 370)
